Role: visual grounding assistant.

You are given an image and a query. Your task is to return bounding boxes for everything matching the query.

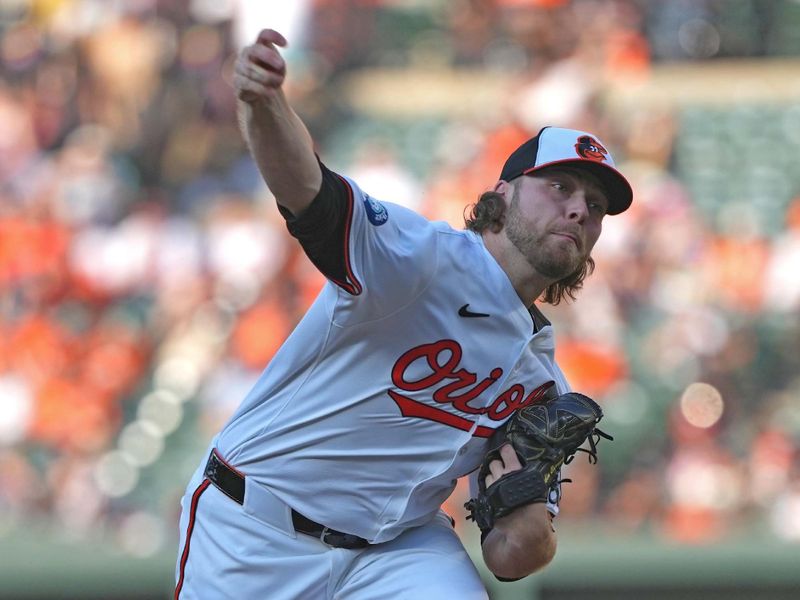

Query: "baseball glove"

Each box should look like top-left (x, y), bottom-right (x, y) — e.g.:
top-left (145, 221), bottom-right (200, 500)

top-left (465, 392), bottom-right (612, 533)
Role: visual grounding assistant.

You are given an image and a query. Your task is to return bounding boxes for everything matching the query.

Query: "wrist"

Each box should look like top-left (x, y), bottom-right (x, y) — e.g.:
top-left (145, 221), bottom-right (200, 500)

top-left (482, 503), bottom-right (557, 579)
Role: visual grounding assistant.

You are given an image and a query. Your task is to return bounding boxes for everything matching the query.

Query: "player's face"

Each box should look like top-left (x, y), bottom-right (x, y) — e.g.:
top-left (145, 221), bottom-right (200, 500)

top-left (503, 168), bottom-right (608, 281)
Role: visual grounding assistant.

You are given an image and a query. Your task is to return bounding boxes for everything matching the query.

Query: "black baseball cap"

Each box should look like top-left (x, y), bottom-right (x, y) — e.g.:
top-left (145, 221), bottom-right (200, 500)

top-left (500, 126), bottom-right (633, 215)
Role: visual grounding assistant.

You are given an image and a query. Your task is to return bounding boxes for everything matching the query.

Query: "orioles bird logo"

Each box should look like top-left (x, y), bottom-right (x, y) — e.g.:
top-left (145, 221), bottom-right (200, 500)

top-left (574, 135), bottom-right (608, 162)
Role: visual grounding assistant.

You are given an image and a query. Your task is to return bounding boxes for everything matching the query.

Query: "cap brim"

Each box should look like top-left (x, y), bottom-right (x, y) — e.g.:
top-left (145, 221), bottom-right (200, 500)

top-left (523, 159), bottom-right (633, 215)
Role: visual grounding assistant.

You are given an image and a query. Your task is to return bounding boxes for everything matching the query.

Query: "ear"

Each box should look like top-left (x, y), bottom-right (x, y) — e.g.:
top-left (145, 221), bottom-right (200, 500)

top-left (489, 182), bottom-right (510, 234)
top-left (493, 180), bottom-right (512, 196)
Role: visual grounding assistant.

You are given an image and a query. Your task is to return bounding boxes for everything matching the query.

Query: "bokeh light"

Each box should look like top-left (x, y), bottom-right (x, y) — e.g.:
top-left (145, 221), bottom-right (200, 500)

top-left (94, 450), bottom-right (140, 498)
top-left (153, 357), bottom-right (201, 401)
top-left (0, 374), bottom-right (33, 445)
top-left (137, 389), bottom-right (184, 435)
top-left (117, 511), bottom-right (166, 557)
top-left (680, 382), bottom-right (724, 429)
top-left (117, 420), bottom-right (165, 467)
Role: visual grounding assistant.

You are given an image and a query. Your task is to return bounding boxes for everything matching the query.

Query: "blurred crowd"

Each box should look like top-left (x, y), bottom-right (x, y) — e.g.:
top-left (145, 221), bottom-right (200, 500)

top-left (2, 0), bottom-right (800, 558)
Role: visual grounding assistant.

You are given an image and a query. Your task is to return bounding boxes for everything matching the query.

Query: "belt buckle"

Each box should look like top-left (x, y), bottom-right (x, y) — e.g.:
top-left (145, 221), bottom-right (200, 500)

top-left (319, 526), bottom-right (335, 546)
top-left (205, 453), bottom-right (219, 480)
top-left (319, 527), bottom-right (367, 549)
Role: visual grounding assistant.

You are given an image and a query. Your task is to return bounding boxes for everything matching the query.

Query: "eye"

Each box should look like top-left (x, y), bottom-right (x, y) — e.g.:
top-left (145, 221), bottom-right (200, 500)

top-left (551, 181), bottom-right (568, 192)
top-left (588, 201), bottom-right (607, 216)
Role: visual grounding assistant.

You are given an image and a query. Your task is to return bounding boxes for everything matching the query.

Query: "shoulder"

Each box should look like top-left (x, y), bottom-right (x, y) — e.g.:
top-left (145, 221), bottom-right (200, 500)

top-left (338, 174), bottom-right (428, 227)
top-left (436, 226), bottom-right (494, 263)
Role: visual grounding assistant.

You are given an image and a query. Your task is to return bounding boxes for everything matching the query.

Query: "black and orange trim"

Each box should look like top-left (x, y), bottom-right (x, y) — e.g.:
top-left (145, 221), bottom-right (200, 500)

top-left (330, 173), bottom-right (363, 296)
top-left (174, 479), bottom-right (211, 599)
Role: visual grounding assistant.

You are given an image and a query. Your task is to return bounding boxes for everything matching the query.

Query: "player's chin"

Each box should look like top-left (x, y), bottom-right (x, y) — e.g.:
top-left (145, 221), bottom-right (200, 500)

top-left (537, 250), bottom-right (583, 281)
top-left (558, 245), bottom-right (587, 273)
top-left (551, 234), bottom-right (584, 256)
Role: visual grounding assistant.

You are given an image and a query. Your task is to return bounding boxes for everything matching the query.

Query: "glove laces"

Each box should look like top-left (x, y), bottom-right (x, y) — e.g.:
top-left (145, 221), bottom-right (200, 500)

top-left (565, 427), bottom-right (613, 465)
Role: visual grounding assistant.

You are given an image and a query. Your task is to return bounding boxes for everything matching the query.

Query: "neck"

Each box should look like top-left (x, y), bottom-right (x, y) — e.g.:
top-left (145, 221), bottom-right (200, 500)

top-left (481, 229), bottom-right (553, 307)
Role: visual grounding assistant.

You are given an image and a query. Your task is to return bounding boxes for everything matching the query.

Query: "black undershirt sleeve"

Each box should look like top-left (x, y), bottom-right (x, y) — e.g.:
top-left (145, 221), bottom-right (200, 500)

top-left (278, 160), bottom-right (350, 284)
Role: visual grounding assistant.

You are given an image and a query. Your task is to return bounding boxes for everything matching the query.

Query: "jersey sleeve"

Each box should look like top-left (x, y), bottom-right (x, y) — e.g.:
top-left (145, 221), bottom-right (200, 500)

top-left (279, 160), bottom-right (358, 293)
top-left (280, 160), bottom-right (438, 319)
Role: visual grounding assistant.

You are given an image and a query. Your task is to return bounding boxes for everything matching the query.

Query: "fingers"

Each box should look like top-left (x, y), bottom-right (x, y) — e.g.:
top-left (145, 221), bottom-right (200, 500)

top-left (247, 42), bottom-right (286, 73)
top-left (234, 30), bottom-right (288, 104)
top-left (484, 444), bottom-right (522, 488)
top-left (235, 53), bottom-right (283, 85)
top-left (499, 443), bottom-right (522, 470)
top-left (256, 28), bottom-right (288, 48)
top-left (485, 456), bottom-right (504, 487)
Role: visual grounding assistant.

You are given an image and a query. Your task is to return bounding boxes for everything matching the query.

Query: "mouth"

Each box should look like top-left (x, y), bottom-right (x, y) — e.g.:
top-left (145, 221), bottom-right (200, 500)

top-left (552, 231), bottom-right (581, 249)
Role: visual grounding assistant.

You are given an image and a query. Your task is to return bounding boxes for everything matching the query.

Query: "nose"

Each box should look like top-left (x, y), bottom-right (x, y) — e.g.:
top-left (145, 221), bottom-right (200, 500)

top-left (566, 191), bottom-right (589, 222)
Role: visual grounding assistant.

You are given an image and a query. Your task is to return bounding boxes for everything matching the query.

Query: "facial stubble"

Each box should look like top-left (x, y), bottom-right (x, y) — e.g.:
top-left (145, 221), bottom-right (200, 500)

top-left (504, 183), bottom-right (586, 281)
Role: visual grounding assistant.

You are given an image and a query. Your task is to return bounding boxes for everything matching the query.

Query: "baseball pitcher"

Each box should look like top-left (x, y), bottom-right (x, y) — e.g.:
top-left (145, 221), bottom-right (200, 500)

top-left (174, 28), bottom-right (632, 599)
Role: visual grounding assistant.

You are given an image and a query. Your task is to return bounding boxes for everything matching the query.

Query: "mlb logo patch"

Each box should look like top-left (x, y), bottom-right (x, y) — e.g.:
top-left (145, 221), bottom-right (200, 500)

top-left (364, 194), bottom-right (388, 226)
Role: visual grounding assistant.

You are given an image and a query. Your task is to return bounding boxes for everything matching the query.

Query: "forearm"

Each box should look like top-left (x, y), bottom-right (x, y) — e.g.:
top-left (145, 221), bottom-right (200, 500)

top-left (233, 29), bottom-right (322, 216)
top-left (481, 503), bottom-right (557, 580)
top-left (238, 93), bottom-right (321, 215)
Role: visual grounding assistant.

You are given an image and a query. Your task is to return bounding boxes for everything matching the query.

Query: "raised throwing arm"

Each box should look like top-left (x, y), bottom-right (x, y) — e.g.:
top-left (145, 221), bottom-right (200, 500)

top-left (233, 29), bottom-right (321, 216)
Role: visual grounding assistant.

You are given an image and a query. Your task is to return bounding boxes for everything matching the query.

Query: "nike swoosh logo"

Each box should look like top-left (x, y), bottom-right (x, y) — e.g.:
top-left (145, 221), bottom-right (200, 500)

top-left (458, 304), bottom-right (490, 318)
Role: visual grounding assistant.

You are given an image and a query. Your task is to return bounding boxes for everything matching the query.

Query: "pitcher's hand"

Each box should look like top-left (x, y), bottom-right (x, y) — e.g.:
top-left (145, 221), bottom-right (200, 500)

top-left (233, 29), bottom-right (288, 105)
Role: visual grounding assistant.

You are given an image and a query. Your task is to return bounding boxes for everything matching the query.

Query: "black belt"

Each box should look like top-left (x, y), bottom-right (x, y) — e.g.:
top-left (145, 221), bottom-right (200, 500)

top-left (204, 450), bottom-right (369, 550)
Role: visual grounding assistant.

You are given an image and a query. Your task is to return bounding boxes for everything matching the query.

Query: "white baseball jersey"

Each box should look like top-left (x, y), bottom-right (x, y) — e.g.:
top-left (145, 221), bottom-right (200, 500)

top-left (214, 166), bottom-right (571, 544)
